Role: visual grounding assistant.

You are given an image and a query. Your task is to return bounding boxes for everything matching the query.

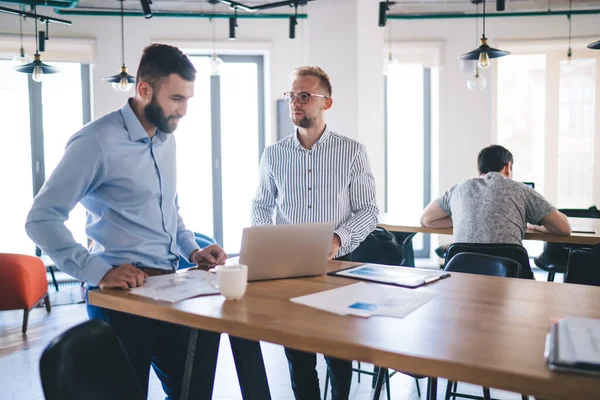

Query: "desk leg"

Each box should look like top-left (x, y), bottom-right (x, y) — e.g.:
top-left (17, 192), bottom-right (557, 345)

top-left (180, 328), bottom-right (198, 400)
top-left (427, 377), bottom-right (437, 400)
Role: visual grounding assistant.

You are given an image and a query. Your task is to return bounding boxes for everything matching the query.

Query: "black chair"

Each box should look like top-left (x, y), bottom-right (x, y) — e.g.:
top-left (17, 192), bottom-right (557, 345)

top-left (445, 243), bottom-right (533, 279)
top-left (444, 252), bottom-right (520, 277)
top-left (40, 319), bottom-right (145, 400)
top-left (533, 207), bottom-right (600, 282)
top-left (442, 253), bottom-right (527, 400)
top-left (565, 245), bottom-right (600, 286)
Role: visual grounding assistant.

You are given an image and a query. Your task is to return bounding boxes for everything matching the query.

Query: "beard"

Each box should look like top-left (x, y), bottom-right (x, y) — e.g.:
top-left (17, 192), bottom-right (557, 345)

top-left (144, 95), bottom-right (179, 134)
top-left (292, 112), bottom-right (316, 129)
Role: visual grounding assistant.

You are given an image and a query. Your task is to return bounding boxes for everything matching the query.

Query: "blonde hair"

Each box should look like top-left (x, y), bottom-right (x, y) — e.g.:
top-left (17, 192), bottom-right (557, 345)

top-left (290, 66), bottom-right (332, 97)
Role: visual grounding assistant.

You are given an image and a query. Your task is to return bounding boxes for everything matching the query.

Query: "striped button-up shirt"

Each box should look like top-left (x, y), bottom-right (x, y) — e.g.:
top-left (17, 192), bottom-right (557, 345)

top-left (251, 126), bottom-right (378, 258)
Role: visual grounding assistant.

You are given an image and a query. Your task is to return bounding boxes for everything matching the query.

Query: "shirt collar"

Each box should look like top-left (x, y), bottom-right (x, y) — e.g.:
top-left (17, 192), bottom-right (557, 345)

top-left (293, 125), bottom-right (332, 149)
top-left (120, 99), bottom-right (161, 143)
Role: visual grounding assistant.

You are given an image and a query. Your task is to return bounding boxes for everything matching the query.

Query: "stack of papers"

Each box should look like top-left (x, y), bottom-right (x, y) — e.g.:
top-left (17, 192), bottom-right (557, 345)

top-left (290, 282), bottom-right (436, 318)
top-left (129, 270), bottom-right (219, 303)
top-left (545, 317), bottom-right (600, 376)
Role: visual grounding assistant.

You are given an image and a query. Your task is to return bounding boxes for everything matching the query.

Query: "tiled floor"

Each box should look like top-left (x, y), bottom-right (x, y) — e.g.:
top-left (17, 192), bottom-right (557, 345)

top-left (0, 327), bottom-right (529, 400)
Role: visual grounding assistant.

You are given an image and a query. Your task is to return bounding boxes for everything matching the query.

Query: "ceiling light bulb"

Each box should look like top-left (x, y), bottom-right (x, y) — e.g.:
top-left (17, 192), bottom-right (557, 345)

top-left (467, 67), bottom-right (487, 91)
top-left (113, 75), bottom-right (134, 92)
top-left (210, 53), bottom-right (224, 76)
top-left (383, 52), bottom-right (399, 75)
top-left (32, 65), bottom-right (44, 82)
top-left (478, 52), bottom-right (490, 69)
top-left (563, 47), bottom-right (578, 72)
top-left (12, 47), bottom-right (33, 66)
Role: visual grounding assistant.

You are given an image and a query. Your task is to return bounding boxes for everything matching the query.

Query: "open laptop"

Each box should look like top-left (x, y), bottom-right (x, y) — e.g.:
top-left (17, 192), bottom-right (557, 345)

top-left (239, 222), bottom-right (335, 281)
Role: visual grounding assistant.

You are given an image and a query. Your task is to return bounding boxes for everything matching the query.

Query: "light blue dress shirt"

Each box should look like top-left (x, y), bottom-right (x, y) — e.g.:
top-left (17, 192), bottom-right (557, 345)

top-left (26, 100), bottom-right (199, 286)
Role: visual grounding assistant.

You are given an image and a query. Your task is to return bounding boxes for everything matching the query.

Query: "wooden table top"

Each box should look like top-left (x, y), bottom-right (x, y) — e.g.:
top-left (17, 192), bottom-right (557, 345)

top-left (379, 214), bottom-right (600, 246)
top-left (89, 261), bottom-right (600, 399)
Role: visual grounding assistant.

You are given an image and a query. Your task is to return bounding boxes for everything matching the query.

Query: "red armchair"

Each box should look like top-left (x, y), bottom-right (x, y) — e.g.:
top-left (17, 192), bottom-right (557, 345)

top-left (0, 253), bottom-right (51, 334)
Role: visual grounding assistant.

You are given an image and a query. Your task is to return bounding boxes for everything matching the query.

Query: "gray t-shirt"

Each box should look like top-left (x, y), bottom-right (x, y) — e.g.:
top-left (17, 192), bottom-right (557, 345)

top-left (437, 172), bottom-right (556, 245)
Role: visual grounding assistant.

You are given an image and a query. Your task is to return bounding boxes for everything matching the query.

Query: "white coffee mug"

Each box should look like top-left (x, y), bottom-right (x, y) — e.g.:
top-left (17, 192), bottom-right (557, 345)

top-left (206, 264), bottom-right (248, 301)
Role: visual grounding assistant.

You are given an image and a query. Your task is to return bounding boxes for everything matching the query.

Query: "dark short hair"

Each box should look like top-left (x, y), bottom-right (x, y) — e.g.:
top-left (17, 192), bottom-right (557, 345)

top-left (477, 145), bottom-right (514, 174)
top-left (136, 44), bottom-right (196, 91)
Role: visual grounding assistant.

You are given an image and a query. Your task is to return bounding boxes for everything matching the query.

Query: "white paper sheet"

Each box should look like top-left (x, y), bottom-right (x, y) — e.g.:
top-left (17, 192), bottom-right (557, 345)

top-left (129, 270), bottom-right (219, 303)
top-left (290, 282), bottom-right (436, 318)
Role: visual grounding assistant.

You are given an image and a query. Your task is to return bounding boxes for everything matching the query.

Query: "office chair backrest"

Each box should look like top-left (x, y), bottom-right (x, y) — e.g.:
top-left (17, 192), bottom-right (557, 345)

top-left (351, 227), bottom-right (406, 266)
top-left (40, 319), bottom-right (145, 400)
top-left (565, 246), bottom-right (600, 286)
top-left (444, 252), bottom-right (521, 278)
top-left (445, 242), bottom-right (533, 279)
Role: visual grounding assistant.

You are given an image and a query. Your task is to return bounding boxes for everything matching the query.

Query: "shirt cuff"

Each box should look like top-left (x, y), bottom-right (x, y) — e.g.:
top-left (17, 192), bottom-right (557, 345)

top-left (179, 237), bottom-right (201, 264)
top-left (334, 228), bottom-right (351, 249)
top-left (83, 257), bottom-right (115, 286)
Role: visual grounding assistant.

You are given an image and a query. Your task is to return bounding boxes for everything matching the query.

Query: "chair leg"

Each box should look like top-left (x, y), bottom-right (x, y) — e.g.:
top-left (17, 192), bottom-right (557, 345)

top-left (427, 378), bottom-right (437, 400)
top-left (547, 272), bottom-right (555, 282)
top-left (372, 366), bottom-right (380, 388)
top-left (44, 293), bottom-right (51, 312)
top-left (324, 369), bottom-right (330, 400)
top-left (415, 378), bottom-right (421, 398)
top-left (372, 368), bottom-right (385, 400)
top-left (445, 380), bottom-right (453, 400)
top-left (521, 395), bottom-right (528, 400)
top-left (385, 369), bottom-right (391, 400)
top-left (483, 387), bottom-right (491, 400)
top-left (357, 360), bottom-right (361, 383)
top-left (22, 309), bottom-right (29, 334)
top-left (49, 266), bottom-right (59, 291)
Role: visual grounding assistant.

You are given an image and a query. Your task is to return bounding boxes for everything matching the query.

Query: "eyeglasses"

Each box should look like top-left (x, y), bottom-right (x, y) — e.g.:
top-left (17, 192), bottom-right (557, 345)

top-left (283, 91), bottom-right (329, 104)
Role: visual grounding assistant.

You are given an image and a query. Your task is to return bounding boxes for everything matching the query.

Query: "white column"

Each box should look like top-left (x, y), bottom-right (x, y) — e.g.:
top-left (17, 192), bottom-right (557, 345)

top-left (306, 0), bottom-right (385, 209)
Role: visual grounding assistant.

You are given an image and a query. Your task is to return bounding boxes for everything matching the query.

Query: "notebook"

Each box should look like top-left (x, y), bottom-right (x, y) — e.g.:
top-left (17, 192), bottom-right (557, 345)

top-left (545, 317), bottom-right (600, 376)
top-left (329, 263), bottom-right (450, 288)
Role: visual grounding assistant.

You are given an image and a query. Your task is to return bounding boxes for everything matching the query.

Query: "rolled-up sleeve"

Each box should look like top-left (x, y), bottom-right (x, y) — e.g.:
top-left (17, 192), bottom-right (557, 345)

top-left (25, 134), bottom-right (112, 286)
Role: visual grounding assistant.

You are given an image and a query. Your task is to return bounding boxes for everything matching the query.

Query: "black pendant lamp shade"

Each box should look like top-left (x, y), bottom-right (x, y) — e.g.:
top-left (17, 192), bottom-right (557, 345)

top-left (14, 53), bottom-right (59, 75)
top-left (104, 0), bottom-right (135, 91)
top-left (13, 5), bottom-right (59, 82)
top-left (460, 37), bottom-right (510, 60)
top-left (588, 39), bottom-right (600, 49)
top-left (459, 0), bottom-right (509, 68)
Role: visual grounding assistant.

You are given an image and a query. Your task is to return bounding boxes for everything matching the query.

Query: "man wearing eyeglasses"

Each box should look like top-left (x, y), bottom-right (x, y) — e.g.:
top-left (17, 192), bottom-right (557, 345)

top-left (251, 66), bottom-right (378, 400)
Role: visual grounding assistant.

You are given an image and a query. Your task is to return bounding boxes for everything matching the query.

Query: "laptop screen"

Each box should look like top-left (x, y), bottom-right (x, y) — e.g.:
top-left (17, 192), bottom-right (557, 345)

top-left (522, 182), bottom-right (535, 189)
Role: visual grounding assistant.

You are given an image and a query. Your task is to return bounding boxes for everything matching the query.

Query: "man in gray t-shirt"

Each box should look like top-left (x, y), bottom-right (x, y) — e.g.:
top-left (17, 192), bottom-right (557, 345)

top-left (421, 145), bottom-right (571, 257)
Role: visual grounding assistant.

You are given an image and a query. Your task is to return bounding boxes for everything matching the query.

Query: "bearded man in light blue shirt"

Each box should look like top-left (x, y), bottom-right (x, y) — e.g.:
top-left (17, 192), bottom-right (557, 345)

top-left (26, 44), bottom-right (270, 400)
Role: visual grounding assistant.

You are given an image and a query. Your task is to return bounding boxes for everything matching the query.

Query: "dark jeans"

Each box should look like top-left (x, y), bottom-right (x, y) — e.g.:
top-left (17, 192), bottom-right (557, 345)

top-left (284, 348), bottom-right (352, 400)
top-left (283, 251), bottom-right (353, 400)
top-left (85, 287), bottom-right (271, 400)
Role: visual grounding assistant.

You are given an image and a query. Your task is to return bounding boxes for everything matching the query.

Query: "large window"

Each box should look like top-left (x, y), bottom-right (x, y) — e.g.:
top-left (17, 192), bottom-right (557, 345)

top-left (0, 59), bottom-right (91, 254)
top-left (0, 60), bottom-right (33, 253)
top-left (497, 48), bottom-right (600, 209)
top-left (176, 55), bottom-right (265, 254)
top-left (386, 63), bottom-right (437, 258)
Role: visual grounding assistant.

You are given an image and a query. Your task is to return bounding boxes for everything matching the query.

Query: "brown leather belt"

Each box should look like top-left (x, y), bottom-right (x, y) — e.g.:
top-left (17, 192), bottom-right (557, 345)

top-left (138, 267), bottom-right (174, 277)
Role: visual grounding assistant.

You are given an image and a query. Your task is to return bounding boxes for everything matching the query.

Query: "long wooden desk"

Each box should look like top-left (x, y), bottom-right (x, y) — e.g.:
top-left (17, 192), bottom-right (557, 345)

top-left (89, 261), bottom-right (600, 400)
top-left (379, 215), bottom-right (600, 246)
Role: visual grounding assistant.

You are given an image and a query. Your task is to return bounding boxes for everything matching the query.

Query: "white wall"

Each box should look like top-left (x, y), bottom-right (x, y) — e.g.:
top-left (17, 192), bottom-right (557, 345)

top-left (1, 1), bottom-right (600, 208)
